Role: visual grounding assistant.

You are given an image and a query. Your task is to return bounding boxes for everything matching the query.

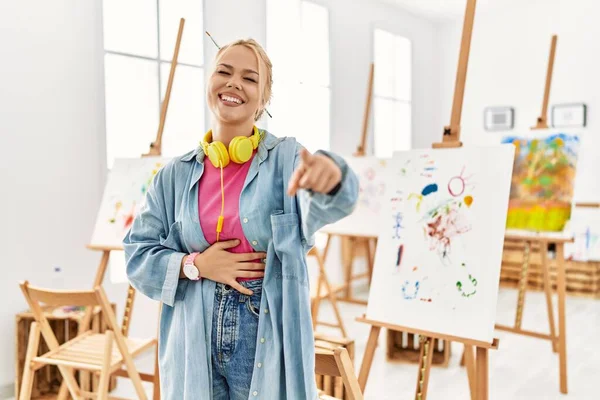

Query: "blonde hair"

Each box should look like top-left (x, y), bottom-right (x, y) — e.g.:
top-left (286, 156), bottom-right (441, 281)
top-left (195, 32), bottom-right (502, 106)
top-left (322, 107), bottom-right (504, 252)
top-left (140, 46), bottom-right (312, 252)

top-left (214, 39), bottom-right (273, 121)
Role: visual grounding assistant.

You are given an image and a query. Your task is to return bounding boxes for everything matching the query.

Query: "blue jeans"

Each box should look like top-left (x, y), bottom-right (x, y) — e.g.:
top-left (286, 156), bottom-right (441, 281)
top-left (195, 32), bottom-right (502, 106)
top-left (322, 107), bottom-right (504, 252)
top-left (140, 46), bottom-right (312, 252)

top-left (212, 279), bottom-right (262, 399)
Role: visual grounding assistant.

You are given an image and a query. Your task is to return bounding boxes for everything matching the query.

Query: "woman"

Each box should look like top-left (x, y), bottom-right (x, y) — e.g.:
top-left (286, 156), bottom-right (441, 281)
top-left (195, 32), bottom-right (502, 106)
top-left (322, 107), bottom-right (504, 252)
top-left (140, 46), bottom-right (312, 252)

top-left (124, 38), bottom-right (358, 400)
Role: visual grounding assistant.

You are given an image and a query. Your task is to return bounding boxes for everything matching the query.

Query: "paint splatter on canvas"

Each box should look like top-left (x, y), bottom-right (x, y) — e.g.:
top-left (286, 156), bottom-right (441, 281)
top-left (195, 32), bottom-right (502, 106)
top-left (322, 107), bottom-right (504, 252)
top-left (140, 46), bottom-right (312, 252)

top-left (321, 157), bottom-right (388, 237)
top-left (502, 133), bottom-right (580, 231)
top-left (90, 157), bottom-right (171, 248)
top-left (366, 146), bottom-right (515, 343)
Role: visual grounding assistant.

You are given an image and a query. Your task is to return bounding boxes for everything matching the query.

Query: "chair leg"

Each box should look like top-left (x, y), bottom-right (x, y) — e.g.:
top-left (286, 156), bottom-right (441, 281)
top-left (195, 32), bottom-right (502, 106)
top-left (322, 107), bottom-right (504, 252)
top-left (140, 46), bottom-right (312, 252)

top-left (335, 347), bottom-right (363, 400)
top-left (97, 330), bottom-right (114, 400)
top-left (121, 346), bottom-right (148, 400)
top-left (57, 381), bottom-right (69, 400)
top-left (152, 344), bottom-right (161, 400)
top-left (19, 322), bottom-right (41, 400)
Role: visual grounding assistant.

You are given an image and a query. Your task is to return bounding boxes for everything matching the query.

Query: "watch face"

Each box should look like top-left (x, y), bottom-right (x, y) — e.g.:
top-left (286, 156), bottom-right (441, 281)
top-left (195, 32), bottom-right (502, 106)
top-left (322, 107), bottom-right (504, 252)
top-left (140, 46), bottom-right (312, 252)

top-left (184, 264), bottom-right (199, 280)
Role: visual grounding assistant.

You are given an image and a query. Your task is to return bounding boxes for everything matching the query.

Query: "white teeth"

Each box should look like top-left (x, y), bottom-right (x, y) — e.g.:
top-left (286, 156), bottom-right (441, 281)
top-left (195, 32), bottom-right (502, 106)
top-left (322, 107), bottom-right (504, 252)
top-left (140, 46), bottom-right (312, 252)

top-left (221, 95), bottom-right (242, 104)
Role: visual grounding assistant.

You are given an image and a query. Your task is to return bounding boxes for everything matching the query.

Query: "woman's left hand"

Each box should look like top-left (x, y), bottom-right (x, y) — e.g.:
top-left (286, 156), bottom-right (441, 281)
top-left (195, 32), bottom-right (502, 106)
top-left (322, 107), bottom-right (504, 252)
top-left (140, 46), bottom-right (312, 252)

top-left (287, 149), bottom-right (342, 196)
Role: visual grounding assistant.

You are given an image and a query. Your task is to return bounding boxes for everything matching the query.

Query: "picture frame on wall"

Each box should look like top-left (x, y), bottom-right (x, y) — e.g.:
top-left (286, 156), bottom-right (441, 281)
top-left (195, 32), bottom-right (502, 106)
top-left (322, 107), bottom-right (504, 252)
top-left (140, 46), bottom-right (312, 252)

top-left (484, 107), bottom-right (514, 131)
top-left (551, 103), bottom-right (587, 128)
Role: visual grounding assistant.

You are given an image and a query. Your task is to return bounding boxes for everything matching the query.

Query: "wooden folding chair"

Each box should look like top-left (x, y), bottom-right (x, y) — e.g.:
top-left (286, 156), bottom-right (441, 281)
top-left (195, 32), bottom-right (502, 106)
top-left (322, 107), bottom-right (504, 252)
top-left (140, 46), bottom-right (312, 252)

top-left (19, 281), bottom-right (155, 400)
top-left (315, 343), bottom-right (363, 400)
top-left (310, 246), bottom-right (348, 338)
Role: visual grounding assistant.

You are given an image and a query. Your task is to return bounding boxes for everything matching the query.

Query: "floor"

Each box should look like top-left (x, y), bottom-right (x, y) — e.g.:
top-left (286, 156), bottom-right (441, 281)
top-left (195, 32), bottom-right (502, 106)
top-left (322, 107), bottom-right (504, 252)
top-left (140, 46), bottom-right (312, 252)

top-left (10, 286), bottom-right (599, 399)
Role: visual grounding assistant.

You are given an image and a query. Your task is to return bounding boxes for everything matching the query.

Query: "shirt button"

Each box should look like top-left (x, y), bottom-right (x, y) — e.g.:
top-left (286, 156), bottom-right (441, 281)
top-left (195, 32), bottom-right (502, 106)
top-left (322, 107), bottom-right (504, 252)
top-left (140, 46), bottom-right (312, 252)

top-left (253, 391), bottom-right (258, 396)
top-left (252, 240), bottom-right (258, 245)
top-left (260, 338), bottom-right (265, 343)
top-left (264, 309), bottom-right (269, 314)
top-left (257, 362), bottom-right (262, 368)
top-left (243, 217), bottom-right (249, 223)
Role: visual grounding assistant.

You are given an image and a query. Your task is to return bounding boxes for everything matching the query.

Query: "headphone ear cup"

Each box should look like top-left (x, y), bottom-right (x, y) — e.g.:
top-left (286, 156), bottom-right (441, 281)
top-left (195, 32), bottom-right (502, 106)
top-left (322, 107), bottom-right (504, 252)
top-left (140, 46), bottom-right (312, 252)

top-left (207, 141), bottom-right (230, 168)
top-left (229, 136), bottom-right (254, 164)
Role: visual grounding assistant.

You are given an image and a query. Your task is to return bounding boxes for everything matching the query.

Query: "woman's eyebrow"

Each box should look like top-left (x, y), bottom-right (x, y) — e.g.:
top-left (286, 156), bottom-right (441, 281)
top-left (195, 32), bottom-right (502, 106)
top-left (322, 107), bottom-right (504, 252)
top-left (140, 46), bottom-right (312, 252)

top-left (217, 63), bottom-right (259, 75)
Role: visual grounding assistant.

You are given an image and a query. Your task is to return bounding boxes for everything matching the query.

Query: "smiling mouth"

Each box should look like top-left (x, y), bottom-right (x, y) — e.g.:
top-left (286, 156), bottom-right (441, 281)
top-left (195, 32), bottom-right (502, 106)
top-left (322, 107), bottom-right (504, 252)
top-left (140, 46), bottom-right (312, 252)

top-left (219, 93), bottom-right (245, 106)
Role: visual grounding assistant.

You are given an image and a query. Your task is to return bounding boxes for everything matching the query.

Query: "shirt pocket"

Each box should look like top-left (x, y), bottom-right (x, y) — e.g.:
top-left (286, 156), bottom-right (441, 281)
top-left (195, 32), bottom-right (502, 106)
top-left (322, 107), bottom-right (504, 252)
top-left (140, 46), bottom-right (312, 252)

top-left (270, 211), bottom-right (308, 286)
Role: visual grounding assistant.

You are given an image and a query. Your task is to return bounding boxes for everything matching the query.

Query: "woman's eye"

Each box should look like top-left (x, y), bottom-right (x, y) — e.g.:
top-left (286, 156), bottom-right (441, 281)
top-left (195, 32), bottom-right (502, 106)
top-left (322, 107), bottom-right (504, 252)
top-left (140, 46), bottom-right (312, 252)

top-left (217, 70), bottom-right (230, 75)
top-left (244, 77), bottom-right (257, 83)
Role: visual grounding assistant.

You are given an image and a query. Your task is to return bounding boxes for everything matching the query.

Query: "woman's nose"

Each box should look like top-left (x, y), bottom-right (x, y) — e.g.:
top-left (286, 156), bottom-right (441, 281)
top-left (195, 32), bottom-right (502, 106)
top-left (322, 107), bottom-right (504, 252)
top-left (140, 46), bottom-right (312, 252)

top-left (226, 77), bottom-right (242, 90)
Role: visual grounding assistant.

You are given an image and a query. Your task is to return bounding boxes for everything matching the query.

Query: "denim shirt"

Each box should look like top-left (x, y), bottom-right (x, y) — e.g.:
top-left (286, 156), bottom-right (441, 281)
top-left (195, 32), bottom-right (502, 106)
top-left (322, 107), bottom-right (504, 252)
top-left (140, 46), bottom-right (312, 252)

top-left (123, 131), bottom-right (358, 400)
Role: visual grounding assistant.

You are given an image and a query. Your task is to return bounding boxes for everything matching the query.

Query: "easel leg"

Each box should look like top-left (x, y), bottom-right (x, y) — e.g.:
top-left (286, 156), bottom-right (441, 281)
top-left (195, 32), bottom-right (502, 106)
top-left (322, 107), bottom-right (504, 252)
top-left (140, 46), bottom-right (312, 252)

top-left (475, 347), bottom-right (488, 400)
top-left (153, 344), bottom-right (161, 400)
top-left (414, 336), bottom-right (435, 400)
top-left (556, 244), bottom-right (568, 394)
top-left (358, 326), bottom-right (381, 392)
top-left (316, 249), bottom-right (347, 337)
top-left (322, 234), bottom-right (332, 261)
top-left (515, 241), bottom-right (531, 329)
top-left (539, 240), bottom-right (558, 353)
top-left (153, 302), bottom-right (162, 400)
top-left (365, 238), bottom-right (374, 286)
top-left (312, 273), bottom-right (323, 328)
top-left (344, 237), bottom-right (356, 299)
top-left (463, 345), bottom-right (476, 400)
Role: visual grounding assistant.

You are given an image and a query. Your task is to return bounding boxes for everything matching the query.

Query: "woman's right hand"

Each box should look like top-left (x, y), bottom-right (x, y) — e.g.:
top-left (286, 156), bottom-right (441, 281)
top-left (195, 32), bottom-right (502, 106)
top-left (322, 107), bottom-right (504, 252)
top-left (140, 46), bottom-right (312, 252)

top-left (196, 239), bottom-right (266, 295)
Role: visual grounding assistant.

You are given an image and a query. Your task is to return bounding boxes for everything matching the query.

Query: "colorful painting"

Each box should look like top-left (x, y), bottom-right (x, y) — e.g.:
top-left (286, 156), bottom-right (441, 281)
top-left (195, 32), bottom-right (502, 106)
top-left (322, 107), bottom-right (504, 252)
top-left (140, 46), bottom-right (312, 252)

top-left (366, 145), bottom-right (515, 343)
top-left (90, 157), bottom-right (171, 248)
top-left (502, 133), bottom-right (580, 231)
top-left (565, 207), bottom-right (600, 262)
top-left (321, 157), bottom-right (388, 237)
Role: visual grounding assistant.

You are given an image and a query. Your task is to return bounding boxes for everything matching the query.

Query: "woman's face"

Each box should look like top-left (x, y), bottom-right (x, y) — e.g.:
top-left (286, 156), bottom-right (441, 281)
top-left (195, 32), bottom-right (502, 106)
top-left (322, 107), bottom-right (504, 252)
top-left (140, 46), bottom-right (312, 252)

top-left (207, 45), bottom-right (262, 125)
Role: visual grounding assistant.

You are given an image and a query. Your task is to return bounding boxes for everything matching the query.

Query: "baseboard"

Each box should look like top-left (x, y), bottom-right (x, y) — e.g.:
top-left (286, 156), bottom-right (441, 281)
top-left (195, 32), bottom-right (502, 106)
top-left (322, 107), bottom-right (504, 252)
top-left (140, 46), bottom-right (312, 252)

top-left (0, 382), bottom-right (13, 400)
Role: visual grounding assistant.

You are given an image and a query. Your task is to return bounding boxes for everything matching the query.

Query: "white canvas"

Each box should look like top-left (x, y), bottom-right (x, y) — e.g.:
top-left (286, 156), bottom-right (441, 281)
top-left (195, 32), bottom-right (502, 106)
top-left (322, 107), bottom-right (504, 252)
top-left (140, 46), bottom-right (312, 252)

top-left (321, 156), bottom-right (389, 237)
top-left (90, 157), bottom-right (171, 248)
top-left (565, 207), bottom-right (600, 262)
top-left (366, 145), bottom-right (515, 343)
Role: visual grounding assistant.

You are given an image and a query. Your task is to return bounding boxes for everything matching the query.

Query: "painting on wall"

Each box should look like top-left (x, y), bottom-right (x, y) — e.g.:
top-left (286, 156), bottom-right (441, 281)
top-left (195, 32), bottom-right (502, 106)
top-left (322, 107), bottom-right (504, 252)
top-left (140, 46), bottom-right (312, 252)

top-left (366, 145), bottom-right (515, 343)
top-left (501, 133), bottom-right (580, 231)
top-left (90, 157), bottom-right (171, 248)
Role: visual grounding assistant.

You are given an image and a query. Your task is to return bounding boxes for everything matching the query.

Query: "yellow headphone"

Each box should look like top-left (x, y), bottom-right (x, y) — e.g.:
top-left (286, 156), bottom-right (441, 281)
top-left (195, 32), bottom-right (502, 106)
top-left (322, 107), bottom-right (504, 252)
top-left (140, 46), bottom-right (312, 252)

top-left (200, 126), bottom-right (261, 242)
top-left (201, 125), bottom-right (261, 168)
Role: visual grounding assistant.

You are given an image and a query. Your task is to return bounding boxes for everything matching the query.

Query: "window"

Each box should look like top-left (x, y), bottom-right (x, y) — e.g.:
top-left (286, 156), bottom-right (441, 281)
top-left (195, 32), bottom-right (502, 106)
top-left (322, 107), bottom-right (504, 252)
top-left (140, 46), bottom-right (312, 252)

top-left (266, 0), bottom-right (331, 153)
top-left (102, 0), bottom-right (204, 168)
top-left (373, 29), bottom-right (412, 158)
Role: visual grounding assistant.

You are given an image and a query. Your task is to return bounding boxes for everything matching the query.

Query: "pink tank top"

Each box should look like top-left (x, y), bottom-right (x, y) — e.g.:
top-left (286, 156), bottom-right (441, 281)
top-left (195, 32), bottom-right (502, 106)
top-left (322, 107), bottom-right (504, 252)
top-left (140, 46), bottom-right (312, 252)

top-left (198, 151), bottom-right (260, 281)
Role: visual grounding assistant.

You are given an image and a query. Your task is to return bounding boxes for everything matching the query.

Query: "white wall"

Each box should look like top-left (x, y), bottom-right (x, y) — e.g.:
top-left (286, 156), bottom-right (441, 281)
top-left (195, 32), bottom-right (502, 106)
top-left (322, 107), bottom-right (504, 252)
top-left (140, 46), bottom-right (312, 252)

top-left (436, 0), bottom-right (600, 202)
top-left (0, 0), bottom-right (131, 393)
top-left (317, 0), bottom-right (440, 154)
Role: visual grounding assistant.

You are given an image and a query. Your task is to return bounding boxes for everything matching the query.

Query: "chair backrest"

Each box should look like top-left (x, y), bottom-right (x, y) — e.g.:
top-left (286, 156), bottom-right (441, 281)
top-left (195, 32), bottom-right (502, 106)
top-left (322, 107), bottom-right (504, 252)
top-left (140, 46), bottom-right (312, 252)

top-left (315, 345), bottom-right (364, 400)
top-left (19, 281), bottom-right (125, 353)
top-left (21, 282), bottom-right (100, 308)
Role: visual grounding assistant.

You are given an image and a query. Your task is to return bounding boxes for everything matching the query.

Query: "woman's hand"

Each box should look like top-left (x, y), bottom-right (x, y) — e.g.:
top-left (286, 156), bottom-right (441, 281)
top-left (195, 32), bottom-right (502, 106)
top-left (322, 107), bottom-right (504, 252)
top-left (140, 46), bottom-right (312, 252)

top-left (287, 149), bottom-right (342, 196)
top-left (196, 239), bottom-right (266, 295)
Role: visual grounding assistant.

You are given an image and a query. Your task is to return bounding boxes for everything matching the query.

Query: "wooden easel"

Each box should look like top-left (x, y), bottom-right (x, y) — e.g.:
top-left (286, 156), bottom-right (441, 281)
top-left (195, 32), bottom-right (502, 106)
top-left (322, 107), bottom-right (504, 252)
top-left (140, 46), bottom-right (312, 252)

top-left (496, 230), bottom-right (572, 394)
top-left (310, 236), bottom-right (348, 337)
top-left (531, 35), bottom-right (557, 130)
top-left (492, 34), bottom-right (573, 394)
top-left (319, 63), bottom-right (378, 307)
top-left (62, 17), bottom-right (186, 400)
top-left (357, 1), bottom-right (499, 399)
